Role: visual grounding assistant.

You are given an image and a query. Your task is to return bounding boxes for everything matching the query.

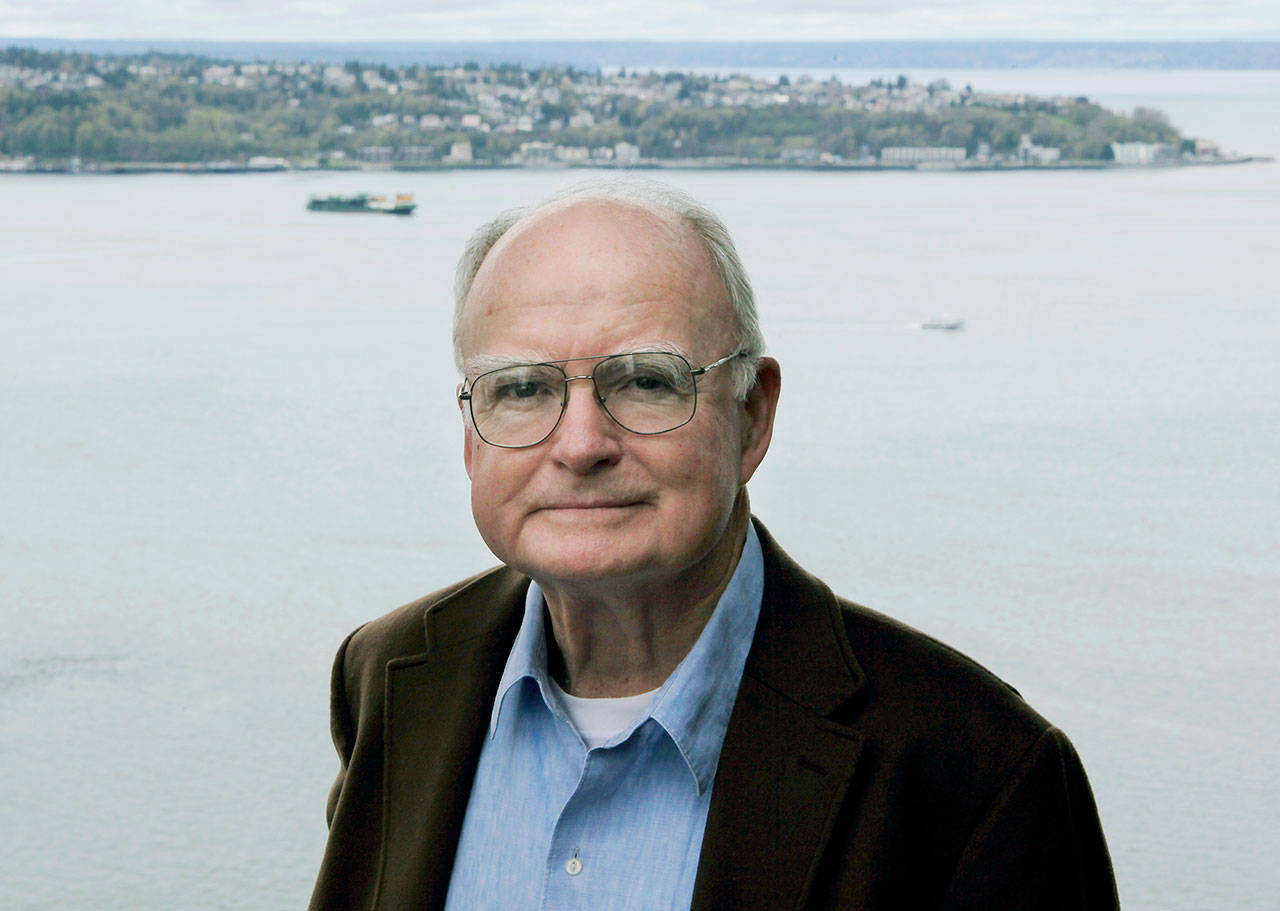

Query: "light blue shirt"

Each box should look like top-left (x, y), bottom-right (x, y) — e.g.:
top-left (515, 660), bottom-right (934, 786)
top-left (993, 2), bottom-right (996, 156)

top-left (443, 524), bottom-right (765, 911)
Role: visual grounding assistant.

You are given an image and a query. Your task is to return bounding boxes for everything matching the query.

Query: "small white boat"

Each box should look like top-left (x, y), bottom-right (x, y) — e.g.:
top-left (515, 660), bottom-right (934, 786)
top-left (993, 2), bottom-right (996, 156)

top-left (920, 315), bottom-right (965, 331)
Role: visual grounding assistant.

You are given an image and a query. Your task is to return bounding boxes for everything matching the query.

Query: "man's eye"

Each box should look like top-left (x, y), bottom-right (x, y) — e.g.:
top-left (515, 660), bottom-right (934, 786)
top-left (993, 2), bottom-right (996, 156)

top-left (618, 369), bottom-right (679, 397)
top-left (630, 373), bottom-right (672, 391)
top-left (495, 380), bottom-right (549, 400)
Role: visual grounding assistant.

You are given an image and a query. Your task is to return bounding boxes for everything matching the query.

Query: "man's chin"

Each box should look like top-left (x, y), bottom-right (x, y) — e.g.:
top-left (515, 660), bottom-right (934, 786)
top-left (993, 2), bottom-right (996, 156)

top-left (506, 528), bottom-right (661, 586)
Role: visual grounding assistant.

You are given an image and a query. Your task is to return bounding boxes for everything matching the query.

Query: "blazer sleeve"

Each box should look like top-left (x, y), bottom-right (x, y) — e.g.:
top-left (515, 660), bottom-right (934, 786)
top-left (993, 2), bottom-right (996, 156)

top-left (324, 627), bottom-right (360, 828)
top-left (941, 726), bottom-right (1119, 910)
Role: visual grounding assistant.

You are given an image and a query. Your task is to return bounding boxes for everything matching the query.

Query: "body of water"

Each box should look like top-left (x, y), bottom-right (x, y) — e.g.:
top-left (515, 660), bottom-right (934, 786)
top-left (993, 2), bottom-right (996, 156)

top-left (2, 70), bottom-right (1278, 910)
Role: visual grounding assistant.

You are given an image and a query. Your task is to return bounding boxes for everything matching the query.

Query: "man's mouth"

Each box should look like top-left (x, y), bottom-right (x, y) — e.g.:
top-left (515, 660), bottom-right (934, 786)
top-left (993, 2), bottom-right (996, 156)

top-left (545, 501), bottom-right (639, 509)
top-left (537, 497), bottom-right (649, 512)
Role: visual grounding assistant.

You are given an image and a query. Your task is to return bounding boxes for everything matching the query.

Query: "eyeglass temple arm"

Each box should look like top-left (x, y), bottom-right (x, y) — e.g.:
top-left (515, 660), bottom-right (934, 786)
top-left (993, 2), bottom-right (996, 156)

top-left (690, 350), bottom-right (744, 377)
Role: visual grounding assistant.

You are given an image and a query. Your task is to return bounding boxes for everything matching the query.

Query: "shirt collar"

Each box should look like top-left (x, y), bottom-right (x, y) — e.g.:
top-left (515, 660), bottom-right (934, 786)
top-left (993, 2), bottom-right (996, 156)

top-left (488, 522), bottom-right (765, 796)
top-left (488, 579), bottom-right (554, 737)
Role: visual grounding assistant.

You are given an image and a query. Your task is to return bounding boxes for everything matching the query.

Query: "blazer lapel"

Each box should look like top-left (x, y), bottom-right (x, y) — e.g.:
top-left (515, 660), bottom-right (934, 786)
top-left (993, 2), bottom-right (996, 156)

top-left (691, 522), bottom-right (866, 911)
top-left (376, 571), bottom-right (527, 911)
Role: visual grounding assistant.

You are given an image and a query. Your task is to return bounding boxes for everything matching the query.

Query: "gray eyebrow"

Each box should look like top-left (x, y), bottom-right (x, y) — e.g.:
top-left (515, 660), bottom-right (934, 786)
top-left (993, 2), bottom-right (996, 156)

top-left (461, 340), bottom-right (689, 377)
top-left (462, 354), bottom-right (535, 376)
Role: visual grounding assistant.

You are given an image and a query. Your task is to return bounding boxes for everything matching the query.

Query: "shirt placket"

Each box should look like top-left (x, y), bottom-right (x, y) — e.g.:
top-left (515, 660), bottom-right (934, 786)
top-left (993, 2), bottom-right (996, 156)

top-left (540, 730), bottom-right (641, 909)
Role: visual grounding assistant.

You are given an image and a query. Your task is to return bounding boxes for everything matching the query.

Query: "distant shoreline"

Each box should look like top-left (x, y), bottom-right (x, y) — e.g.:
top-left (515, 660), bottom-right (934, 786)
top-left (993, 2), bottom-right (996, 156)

top-left (9, 38), bottom-right (1280, 70)
top-left (1, 48), bottom-right (1248, 173)
top-left (1, 156), bottom-right (1270, 176)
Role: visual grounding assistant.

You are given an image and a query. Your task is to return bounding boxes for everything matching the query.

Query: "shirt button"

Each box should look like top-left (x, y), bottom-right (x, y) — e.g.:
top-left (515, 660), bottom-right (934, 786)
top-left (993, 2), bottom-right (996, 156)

top-left (565, 856), bottom-right (583, 876)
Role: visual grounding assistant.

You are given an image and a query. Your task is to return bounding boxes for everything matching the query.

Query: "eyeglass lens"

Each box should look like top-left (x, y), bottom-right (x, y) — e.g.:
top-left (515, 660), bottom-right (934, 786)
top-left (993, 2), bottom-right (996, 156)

top-left (468, 352), bottom-right (698, 447)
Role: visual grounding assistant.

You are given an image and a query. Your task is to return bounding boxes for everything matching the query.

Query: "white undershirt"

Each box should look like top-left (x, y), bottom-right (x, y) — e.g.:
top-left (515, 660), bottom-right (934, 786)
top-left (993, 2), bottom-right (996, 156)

top-left (549, 679), bottom-right (661, 749)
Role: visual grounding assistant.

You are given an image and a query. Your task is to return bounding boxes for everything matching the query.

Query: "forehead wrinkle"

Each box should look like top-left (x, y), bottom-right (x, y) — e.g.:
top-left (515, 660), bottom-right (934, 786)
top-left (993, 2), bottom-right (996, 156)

top-left (459, 201), bottom-right (729, 366)
top-left (503, 197), bottom-right (691, 264)
top-left (470, 200), bottom-right (708, 313)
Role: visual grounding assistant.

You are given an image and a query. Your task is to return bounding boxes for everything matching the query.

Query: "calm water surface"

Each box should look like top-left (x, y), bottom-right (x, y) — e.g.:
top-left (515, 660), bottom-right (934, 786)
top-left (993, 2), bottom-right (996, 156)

top-left (1, 72), bottom-right (1278, 910)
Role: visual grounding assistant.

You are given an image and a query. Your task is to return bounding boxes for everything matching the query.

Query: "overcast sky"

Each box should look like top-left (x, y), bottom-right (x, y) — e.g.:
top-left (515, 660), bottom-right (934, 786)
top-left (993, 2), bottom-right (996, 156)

top-left (2, 0), bottom-right (1277, 43)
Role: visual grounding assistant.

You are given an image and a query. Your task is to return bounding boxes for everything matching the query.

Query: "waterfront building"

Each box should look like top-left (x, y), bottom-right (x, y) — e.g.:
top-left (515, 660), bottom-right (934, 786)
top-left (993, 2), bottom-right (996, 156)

top-left (1193, 138), bottom-right (1222, 159)
top-left (445, 141), bottom-right (473, 164)
top-left (1019, 134), bottom-right (1062, 164)
top-left (554, 145), bottom-right (590, 162)
top-left (1110, 142), bottom-right (1177, 164)
top-left (880, 146), bottom-right (967, 165)
top-left (518, 141), bottom-right (556, 165)
top-left (614, 142), bottom-right (641, 164)
top-left (397, 146), bottom-right (435, 163)
top-left (247, 156), bottom-right (287, 170)
top-left (357, 146), bottom-right (393, 163)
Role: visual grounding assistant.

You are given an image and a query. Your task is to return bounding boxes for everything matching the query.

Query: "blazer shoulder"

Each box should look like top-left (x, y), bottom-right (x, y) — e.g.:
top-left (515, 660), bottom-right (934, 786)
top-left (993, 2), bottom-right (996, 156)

top-left (835, 597), bottom-right (1053, 768)
top-left (752, 517), bottom-right (1047, 744)
top-left (341, 564), bottom-right (525, 682)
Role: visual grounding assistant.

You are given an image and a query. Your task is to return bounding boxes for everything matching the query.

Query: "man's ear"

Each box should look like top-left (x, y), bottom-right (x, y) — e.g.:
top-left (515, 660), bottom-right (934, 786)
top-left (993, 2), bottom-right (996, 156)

top-left (738, 357), bottom-right (780, 486)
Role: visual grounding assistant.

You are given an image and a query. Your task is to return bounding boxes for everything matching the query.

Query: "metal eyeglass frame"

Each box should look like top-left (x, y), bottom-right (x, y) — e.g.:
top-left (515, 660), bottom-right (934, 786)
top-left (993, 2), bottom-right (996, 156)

top-left (458, 349), bottom-right (744, 449)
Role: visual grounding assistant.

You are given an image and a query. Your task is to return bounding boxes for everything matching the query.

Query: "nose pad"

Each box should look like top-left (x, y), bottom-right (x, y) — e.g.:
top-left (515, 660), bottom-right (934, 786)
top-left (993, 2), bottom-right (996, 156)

top-left (550, 376), bottom-right (624, 464)
top-left (560, 375), bottom-right (611, 425)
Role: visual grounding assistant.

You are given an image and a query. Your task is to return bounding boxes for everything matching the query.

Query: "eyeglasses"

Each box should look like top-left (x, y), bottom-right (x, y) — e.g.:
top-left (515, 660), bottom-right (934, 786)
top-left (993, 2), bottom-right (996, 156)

top-left (459, 350), bottom-right (743, 449)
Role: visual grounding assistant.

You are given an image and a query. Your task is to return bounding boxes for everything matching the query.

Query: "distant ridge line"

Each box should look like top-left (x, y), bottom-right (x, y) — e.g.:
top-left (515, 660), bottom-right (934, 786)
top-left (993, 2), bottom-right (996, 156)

top-left (6, 38), bottom-right (1280, 69)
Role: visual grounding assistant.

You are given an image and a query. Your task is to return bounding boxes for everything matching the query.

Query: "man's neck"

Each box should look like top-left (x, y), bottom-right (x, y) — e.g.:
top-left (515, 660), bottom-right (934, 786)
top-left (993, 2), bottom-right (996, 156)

top-left (539, 500), bottom-right (751, 698)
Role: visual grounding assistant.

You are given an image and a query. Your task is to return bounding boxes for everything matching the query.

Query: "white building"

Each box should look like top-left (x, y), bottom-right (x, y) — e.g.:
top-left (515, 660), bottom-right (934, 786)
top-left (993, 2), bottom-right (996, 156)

top-left (879, 146), bottom-right (966, 165)
top-left (1110, 142), bottom-right (1175, 165)
top-left (1018, 135), bottom-right (1061, 164)
top-left (446, 141), bottom-right (473, 164)
top-left (398, 146), bottom-right (434, 163)
top-left (322, 66), bottom-right (356, 90)
top-left (248, 156), bottom-right (288, 170)
top-left (614, 142), bottom-right (641, 164)
top-left (1193, 138), bottom-right (1221, 159)
top-left (203, 65), bottom-right (236, 84)
top-left (519, 141), bottom-right (556, 165)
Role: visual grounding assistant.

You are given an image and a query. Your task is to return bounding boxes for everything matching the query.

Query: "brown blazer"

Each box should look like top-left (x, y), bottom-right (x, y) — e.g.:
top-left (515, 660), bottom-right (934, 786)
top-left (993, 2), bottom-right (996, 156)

top-left (310, 521), bottom-right (1118, 910)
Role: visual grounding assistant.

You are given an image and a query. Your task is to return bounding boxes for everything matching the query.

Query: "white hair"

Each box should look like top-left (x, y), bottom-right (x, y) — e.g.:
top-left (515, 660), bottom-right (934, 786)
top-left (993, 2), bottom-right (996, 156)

top-left (452, 177), bottom-right (765, 400)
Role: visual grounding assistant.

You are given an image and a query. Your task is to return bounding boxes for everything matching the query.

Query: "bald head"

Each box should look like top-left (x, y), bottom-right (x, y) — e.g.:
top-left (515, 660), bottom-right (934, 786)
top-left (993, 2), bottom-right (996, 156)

top-left (452, 179), bottom-right (764, 399)
top-left (459, 199), bottom-right (729, 366)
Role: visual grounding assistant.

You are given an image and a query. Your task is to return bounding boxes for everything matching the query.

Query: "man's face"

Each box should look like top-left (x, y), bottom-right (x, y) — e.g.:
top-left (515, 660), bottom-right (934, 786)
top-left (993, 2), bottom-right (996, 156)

top-left (458, 200), bottom-right (772, 590)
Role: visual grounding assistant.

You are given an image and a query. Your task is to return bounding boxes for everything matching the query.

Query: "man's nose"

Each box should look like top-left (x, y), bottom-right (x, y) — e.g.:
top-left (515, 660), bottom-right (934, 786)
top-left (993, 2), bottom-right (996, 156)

top-left (547, 376), bottom-right (623, 471)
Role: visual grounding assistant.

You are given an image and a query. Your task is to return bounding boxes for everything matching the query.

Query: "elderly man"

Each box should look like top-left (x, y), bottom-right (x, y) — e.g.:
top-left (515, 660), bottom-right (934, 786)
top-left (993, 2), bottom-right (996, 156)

top-left (309, 180), bottom-right (1118, 910)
